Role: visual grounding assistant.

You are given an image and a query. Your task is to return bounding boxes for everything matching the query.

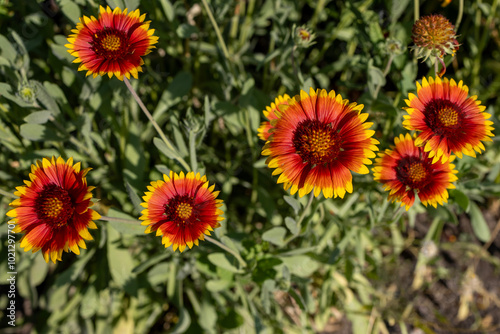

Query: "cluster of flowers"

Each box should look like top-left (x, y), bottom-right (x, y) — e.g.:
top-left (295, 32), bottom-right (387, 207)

top-left (5, 7), bottom-right (495, 264)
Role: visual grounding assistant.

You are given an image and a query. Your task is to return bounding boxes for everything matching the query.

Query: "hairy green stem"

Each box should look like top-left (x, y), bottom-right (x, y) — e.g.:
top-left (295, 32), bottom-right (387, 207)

top-left (205, 235), bottom-right (247, 268)
top-left (455, 0), bottom-right (464, 32)
top-left (201, 0), bottom-right (231, 61)
top-left (123, 78), bottom-right (191, 172)
top-left (0, 188), bottom-right (17, 199)
top-left (414, 0), bottom-right (419, 22)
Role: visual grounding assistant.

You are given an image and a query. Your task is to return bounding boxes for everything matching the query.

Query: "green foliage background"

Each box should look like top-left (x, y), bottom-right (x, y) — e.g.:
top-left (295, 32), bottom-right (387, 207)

top-left (0, 0), bottom-right (499, 333)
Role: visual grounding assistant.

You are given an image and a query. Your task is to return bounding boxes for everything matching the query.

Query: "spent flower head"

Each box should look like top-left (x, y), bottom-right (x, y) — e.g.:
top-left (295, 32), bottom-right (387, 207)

top-left (411, 14), bottom-right (459, 62)
top-left (294, 26), bottom-right (316, 48)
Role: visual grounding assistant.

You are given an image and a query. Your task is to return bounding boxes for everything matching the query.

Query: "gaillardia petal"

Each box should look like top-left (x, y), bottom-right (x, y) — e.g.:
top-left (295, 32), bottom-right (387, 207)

top-left (262, 88), bottom-right (379, 199)
top-left (139, 172), bottom-right (224, 252)
top-left (7, 157), bottom-right (100, 263)
top-left (403, 76), bottom-right (494, 163)
top-left (373, 133), bottom-right (458, 210)
top-left (65, 6), bottom-right (159, 80)
top-left (257, 94), bottom-right (291, 141)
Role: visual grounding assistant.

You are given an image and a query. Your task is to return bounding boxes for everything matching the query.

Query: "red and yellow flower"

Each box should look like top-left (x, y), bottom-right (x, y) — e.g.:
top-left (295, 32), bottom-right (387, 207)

top-left (6, 157), bottom-right (100, 263)
top-left (262, 88), bottom-right (379, 199)
top-left (257, 94), bottom-right (290, 141)
top-left (66, 6), bottom-right (158, 80)
top-left (403, 77), bottom-right (494, 164)
top-left (140, 171), bottom-right (224, 252)
top-left (373, 133), bottom-right (458, 210)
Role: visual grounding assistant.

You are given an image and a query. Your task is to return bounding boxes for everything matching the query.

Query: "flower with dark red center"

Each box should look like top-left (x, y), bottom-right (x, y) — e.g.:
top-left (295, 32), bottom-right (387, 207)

top-left (373, 133), bottom-right (458, 210)
top-left (6, 157), bottom-right (100, 263)
top-left (262, 88), bottom-right (379, 199)
top-left (403, 77), bottom-right (494, 164)
top-left (65, 6), bottom-right (159, 80)
top-left (140, 171), bottom-right (224, 252)
top-left (257, 94), bottom-right (290, 141)
top-left (411, 14), bottom-right (459, 62)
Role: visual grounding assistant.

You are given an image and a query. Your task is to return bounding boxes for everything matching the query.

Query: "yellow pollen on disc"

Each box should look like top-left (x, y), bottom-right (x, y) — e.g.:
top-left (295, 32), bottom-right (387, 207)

top-left (102, 35), bottom-right (121, 51)
top-left (43, 197), bottom-right (64, 218)
top-left (304, 129), bottom-right (333, 159)
top-left (438, 107), bottom-right (458, 127)
top-left (176, 202), bottom-right (193, 221)
top-left (408, 162), bottom-right (427, 183)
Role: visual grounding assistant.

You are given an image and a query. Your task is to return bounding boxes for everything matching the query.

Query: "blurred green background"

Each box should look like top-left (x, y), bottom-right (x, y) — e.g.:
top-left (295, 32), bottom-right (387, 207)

top-left (0, 0), bottom-right (499, 333)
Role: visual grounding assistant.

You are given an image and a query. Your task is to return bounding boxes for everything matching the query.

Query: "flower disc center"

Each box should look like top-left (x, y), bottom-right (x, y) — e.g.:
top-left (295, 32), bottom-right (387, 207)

top-left (292, 120), bottom-right (340, 165)
top-left (102, 34), bottom-right (121, 51)
top-left (165, 195), bottom-right (194, 225)
top-left (397, 158), bottom-right (430, 189)
top-left (35, 184), bottom-right (75, 227)
top-left (92, 28), bottom-right (128, 59)
top-left (176, 202), bottom-right (193, 220)
top-left (438, 107), bottom-right (458, 127)
top-left (408, 162), bottom-right (427, 183)
top-left (424, 99), bottom-right (462, 135)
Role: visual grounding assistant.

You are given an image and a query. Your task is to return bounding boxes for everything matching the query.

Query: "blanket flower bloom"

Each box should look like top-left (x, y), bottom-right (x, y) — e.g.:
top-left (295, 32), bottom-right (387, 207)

top-left (373, 134), bottom-right (458, 210)
top-left (6, 157), bottom-right (100, 263)
top-left (66, 6), bottom-right (158, 80)
top-left (257, 94), bottom-right (290, 141)
top-left (262, 88), bottom-right (379, 198)
top-left (403, 77), bottom-right (494, 164)
top-left (140, 172), bottom-right (224, 252)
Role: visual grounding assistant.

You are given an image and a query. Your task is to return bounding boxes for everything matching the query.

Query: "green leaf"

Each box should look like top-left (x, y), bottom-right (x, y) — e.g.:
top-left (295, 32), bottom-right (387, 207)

top-left (285, 217), bottom-right (298, 235)
top-left (260, 279), bottom-right (276, 314)
top-left (60, 0), bottom-right (81, 24)
top-left (262, 227), bottom-right (287, 247)
top-left (125, 181), bottom-right (143, 214)
top-left (176, 24), bottom-right (199, 38)
top-left (0, 34), bottom-right (16, 63)
top-left (207, 253), bottom-right (243, 273)
top-left (450, 189), bottom-right (470, 212)
top-left (170, 307), bottom-right (191, 334)
top-left (390, 0), bottom-right (411, 23)
top-left (206, 279), bottom-right (232, 292)
top-left (20, 123), bottom-right (64, 141)
top-left (80, 285), bottom-right (98, 319)
top-left (106, 208), bottom-right (145, 236)
top-left (29, 254), bottom-right (49, 287)
top-left (31, 81), bottom-right (61, 115)
top-left (24, 110), bottom-right (53, 124)
top-left (153, 137), bottom-right (181, 160)
top-left (160, 0), bottom-right (175, 21)
top-left (107, 225), bottom-right (138, 294)
top-left (198, 302), bottom-right (217, 331)
top-left (469, 202), bottom-right (491, 242)
top-left (154, 71), bottom-right (193, 117)
top-left (147, 262), bottom-right (170, 286)
top-left (278, 255), bottom-right (319, 278)
top-left (284, 195), bottom-right (300, 214)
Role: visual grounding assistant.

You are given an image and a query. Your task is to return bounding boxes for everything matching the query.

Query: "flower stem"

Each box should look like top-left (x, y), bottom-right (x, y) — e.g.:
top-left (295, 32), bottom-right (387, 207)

top-left (123, 77), bottom-right (191, 172)
top-left (0, 188), bottom-right (16, 199)
top-left (205, 235), bottom-right (247, 268)
top-left (296, 191), bottom-right (315, 228)
top-left (98, 215), bottom-right (141, 224)
top-left (414, 0), bottom-right (419, 22)
top-left (373, 53), bottom-right (394, 99)
top-left (283, 191), bottom-right (316, 244)
top-left (455, 0), bottom-right (464, 32)
top-left (201, 0), bottom-right (231, 61)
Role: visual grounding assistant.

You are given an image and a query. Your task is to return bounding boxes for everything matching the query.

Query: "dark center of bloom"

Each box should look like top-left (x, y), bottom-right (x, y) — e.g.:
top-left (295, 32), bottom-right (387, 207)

top-left (396, 157), bottom-right (430, 190)
top-left (91, 28), bottom-right (129, 59)
top-left (164, 195), bottom-right (195, 226)
top-left (35, 184), bottom-right (75, 228)
top-left (292, 120), bottom-right (341, 166)
top-left (424, 99), bottom-right (462, 136)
